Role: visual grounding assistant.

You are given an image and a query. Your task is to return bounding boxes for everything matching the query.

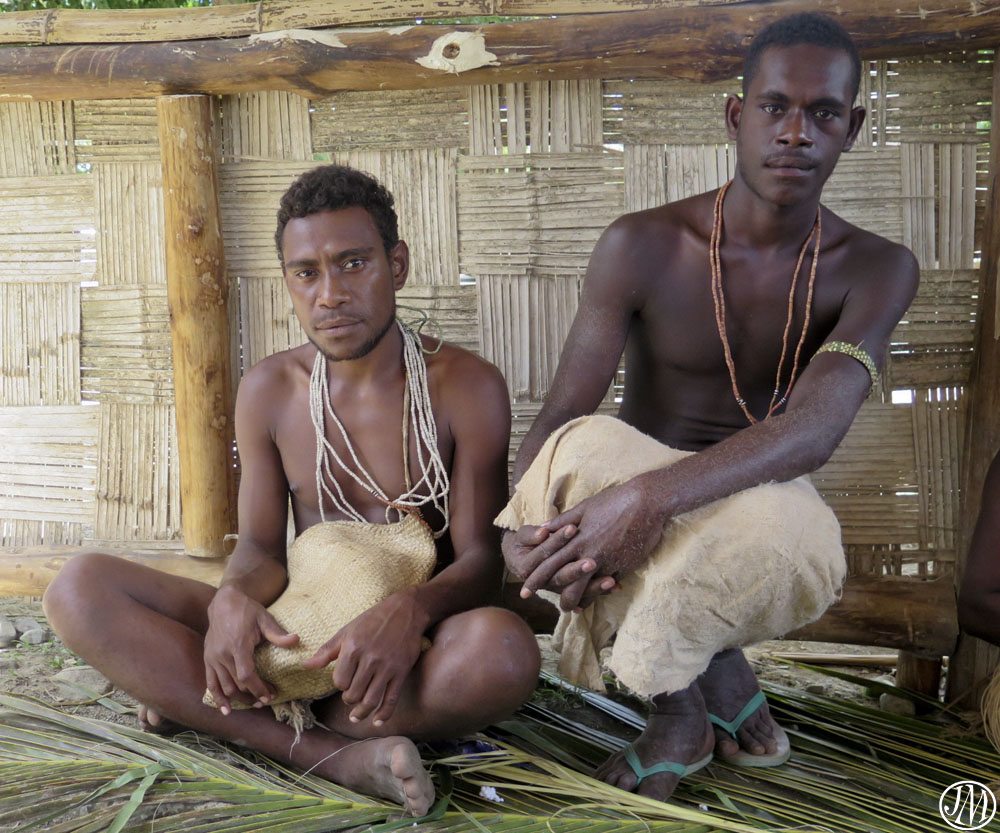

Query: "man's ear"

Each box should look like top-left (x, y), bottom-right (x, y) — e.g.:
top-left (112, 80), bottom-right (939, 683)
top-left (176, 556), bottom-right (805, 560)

top-left (842, 106), bottom-right (867, 152)
top-left (390, 240), bottom-right (409, 290)
top-left (725, 94), bottom-right (743, 141)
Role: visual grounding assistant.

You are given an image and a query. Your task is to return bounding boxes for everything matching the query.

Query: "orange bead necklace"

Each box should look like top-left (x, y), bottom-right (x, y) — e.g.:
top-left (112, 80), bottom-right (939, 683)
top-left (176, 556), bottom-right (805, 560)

top-left (709, 180), bottom-right (821, 425)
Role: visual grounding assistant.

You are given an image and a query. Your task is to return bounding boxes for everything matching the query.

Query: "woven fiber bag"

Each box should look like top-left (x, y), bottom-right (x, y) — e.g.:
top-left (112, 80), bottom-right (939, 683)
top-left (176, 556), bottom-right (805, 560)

top-left (204, 511), bottom-right (436, 722)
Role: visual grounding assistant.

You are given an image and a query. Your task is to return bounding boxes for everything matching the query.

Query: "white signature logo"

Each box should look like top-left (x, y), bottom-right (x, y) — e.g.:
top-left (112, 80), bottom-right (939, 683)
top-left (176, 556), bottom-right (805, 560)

top-left (939, 780), bottom-right (997, 831)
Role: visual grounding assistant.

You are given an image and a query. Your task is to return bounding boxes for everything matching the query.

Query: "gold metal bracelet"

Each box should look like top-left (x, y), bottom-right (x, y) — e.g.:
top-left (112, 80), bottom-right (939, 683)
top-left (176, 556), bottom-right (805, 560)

top-left (814, 341), bottom-right (880, 388)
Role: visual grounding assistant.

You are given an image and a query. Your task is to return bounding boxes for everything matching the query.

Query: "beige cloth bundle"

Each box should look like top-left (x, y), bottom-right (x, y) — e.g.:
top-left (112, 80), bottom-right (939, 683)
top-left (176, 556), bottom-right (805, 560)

top-left (496, 415), bottom-right (846, 698)
top-left (204, 511), bottom-right (436, 722)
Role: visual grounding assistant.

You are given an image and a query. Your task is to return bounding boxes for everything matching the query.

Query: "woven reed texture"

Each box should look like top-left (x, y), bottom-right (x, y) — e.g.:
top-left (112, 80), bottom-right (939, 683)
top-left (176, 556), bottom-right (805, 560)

top-left (0, 50), bottom-right (990, 593)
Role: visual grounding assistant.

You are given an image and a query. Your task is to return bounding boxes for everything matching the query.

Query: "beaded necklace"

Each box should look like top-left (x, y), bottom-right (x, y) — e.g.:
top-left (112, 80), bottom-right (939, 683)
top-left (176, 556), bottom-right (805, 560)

top-left (709, 180), bottom-right (821, 425)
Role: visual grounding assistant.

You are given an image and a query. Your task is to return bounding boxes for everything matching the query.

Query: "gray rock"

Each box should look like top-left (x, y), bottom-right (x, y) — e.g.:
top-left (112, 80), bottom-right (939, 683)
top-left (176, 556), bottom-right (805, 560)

top-left (18, 628), bottom-right (48, 645)
top-left (0, 617), bottom-right (16, 648)
top-left (805, 683), bottom-right (828, 695)
top-left (52, 666), bottom-right (113, 702)
top-left (12, 617), bottom-right (41, 636)
top-left (878, 692), bottom-right (916, 716)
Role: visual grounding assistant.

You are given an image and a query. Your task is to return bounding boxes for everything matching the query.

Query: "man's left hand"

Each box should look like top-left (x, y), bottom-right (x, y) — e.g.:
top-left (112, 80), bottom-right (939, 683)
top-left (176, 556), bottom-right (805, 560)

top-left (520, 477), bottom-right (669, 611)
top-left (303, 591), bottom-right (427, 726)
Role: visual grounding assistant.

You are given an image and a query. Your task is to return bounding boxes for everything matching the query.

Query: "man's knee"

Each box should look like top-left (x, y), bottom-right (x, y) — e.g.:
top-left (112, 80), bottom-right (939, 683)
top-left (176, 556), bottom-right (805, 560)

top-left (43, 551), bottom-right (117, 633)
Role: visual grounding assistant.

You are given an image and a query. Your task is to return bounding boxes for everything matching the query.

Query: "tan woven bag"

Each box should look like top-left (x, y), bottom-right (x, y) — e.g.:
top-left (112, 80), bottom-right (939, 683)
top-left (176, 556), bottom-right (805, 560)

top-left (203, 510), bottom-right (436, 722)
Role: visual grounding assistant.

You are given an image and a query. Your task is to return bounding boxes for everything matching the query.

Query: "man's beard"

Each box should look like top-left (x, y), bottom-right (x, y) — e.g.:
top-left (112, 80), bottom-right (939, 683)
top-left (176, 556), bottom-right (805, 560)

top-left (310, 312), bottom-right (396, 363)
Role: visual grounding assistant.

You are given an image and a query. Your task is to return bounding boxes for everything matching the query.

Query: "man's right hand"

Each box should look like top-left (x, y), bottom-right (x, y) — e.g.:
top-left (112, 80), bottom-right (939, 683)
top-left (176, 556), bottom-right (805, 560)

top-left (204, 585), bottom-right (299, 714)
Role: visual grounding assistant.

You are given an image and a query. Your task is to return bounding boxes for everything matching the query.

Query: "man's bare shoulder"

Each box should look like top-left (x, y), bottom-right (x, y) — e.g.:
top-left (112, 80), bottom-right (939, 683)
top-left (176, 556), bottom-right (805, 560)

top-left (601, 191), bottom-right (712, 252)
top-left (236, 343), bottom-right (313, 419)
top-left (422, 337), bottom-right (509, 427)
top-left (823, 206), bottom-right (919, 291)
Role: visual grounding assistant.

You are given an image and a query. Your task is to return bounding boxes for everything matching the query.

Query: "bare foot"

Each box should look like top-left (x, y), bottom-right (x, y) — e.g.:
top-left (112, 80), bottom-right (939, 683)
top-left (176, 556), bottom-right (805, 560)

top-left (595, 685), bottom-right (714, 802)
top-left (137, 704), bottom-right (181, 736)
top-left (316, 736), bottom-right (434, 816)
top-left (698, 648), bottom-right (788, 763)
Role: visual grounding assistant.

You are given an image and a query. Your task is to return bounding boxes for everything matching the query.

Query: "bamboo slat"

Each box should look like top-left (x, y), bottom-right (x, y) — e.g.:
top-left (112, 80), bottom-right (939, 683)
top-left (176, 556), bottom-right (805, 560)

top-left (900, 143), bottom-right (935, 268)
top-left (812, 403), bottom-right (921, 547)
top-left (95, 162), bottom-right (165, 286)
top-left (937, 142), bottom-right (979, 269)
top-left (889, 53), bottom-right (993, 144)
top-left (822, 147), bottom-right (904, 243)
top-left (314, 88), bottom-right (467, 151)
top-left (0, 520), bottom-right (83, 549)
top-left (0, 176), bottom-right (95, 283)
top-left (73, 99), bottom-right (160, 165)
top-left (458, 153), bottom-right (624, 278)
top-left (478, 275), bottom-right (582, 402)
top-left (95, 401), bottom-right (180, 542)
top-left (397, 285), bottom-right (481, 355)
top-left (469, 80), bottom-right (603, 155)
top-left (0, 101), bottom-right (75, 176)
top-left (0, 282), bottom-right (80, 407)
top-left (913, 390), bottom-right (965, 563)
top-left (334, 149), bottom-right (460, 286)
top-left (604, 77), bottom-right (735, 147)
top-left (80, 284), bottom-right (173, 402)
top-left (219, 91), bottom-right (313, 162)
top-left (0, 405), bottom-right (98, 525)
top-left (624, 144), bottom-right (666, 213)
top-left (236, 275), bottom-right (307, 375)
top-left (665, 144), bottom-right (736, 202)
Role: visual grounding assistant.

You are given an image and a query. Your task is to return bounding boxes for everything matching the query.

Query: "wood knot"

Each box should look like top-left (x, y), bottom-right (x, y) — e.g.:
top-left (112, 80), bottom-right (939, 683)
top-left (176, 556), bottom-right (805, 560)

top-left (187, 220), bottom-right (204, 236)
top-left (442, 42), bottom-right (461, 59)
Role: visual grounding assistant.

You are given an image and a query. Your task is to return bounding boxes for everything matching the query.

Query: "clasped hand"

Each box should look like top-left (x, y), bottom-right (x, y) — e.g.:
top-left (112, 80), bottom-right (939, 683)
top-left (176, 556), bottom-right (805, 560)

top-left (502, 478), bottom-right (667, 612)
top-left (302, 591), bottom-right (426, 727)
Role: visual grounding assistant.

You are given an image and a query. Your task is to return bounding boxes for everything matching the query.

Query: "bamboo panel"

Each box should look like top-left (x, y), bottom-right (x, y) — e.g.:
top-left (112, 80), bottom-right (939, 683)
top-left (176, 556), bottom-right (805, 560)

top-left (478, 274), bottom-right (582, 402)
top-left (900, 143), bottom-right (935, 268)
top-left (937, 143), bottom-right (978, 269)
top-left (458, 153), bottom-right (624, 278)
top-left (469, 80), bottom-right (602, 154)
top-left (665, 144), bottom-right (735, 202)
top-left (80, 284), bottom-right (173, 401)
top-left (604, 78), bottom-right (735, 146)
top-left (314, 88), bottom-right (467, 151)
top-left (73, 99), bottom-right (160, 164)
top-left (95, 401), bottom-right (181, 542)
top-left (0, 283), bottom-right (80, 407)
top-left (219, 160), bottom-right (314, 279)
top-left (95, 162), bottom-right (165, 286)
top-left (237, 275), bottom-right (306, 375)
top-left (812, 403), bottom-right (921, 547)
top-left (0, 405), bottom-right (98, 526)
top-left (0, 520), bottom-right (83, 548)
top-left (889, 53), bottom-right (992, 144)
top-left (220, 91), bottom-right (313, 162)
top-left (624, 144), bottom-right (666, 213)
top-left (0, 101), bottom-right (75, 176)
top-left (0, 175), bottom-right (95, 283)
top-left (888, 269), bottom-right (979, 388)
top-left (333, 149), bottom-right (460, 286)
top-left (912, 393), bottom-right (965, 563)
top-left (822, 147), bottom-right (904, 243)
top-left (397, 285), bottom-right (480, 355)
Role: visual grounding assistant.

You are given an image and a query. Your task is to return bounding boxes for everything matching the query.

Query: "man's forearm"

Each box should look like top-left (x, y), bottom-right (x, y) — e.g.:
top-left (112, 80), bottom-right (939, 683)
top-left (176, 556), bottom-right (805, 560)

top-left (217, 546), bottom-right (288, 607)
top-left (406, 549), bottom-right (502, 630)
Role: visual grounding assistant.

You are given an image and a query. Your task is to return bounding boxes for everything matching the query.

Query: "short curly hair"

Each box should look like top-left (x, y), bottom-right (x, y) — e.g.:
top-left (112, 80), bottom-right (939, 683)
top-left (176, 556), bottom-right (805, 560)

top-left (274, 164), bottom-right (399, 262)
top-left (743, 13), bottom-right (861, 101)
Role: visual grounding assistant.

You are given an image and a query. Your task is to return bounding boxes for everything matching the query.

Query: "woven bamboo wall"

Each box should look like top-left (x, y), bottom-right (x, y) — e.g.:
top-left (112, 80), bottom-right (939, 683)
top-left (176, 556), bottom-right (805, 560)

top-left (0, 53), bottom-right (990, 584)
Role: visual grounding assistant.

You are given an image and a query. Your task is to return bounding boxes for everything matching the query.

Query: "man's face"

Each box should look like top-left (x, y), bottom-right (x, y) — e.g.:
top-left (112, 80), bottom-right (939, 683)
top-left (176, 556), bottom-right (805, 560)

top-left (727, 44), bottom-right (865, 206)
top-left (281, 207), bottom-right (408, 362)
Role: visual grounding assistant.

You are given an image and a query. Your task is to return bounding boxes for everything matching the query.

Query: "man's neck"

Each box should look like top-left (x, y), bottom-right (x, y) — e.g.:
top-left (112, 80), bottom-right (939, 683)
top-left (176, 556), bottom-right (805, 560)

top-left (720, 174), bottom-right (821, 252)
top-left (324, 320), bottom-right (405, 391)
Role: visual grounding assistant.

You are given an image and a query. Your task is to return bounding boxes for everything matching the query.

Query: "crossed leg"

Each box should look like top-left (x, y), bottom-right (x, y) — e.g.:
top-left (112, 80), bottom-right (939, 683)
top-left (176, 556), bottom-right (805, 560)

top-left (43, 552), bottom-right (541, 816)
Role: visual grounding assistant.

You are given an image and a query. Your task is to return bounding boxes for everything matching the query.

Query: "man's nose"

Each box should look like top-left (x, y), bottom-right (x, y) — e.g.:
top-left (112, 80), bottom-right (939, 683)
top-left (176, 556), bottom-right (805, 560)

top-left (777, 111), bottom-right (813, 146)
top-left (316, 271), bottom-right (350, 307)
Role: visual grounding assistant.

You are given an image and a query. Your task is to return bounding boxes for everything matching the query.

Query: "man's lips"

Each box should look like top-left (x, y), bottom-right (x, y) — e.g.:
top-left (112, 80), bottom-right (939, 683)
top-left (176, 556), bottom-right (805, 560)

top-left (765, 156), bottom-right (815, 172)
top-left (314, 319), bottom-right (360, 331)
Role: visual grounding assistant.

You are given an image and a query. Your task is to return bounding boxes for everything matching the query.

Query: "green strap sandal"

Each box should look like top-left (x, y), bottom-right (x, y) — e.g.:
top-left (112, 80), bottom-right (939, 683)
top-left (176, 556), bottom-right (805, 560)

top-left (708, 690), bottom-right (791, 768)
top-left (623, 746), bottom-right (713, 785)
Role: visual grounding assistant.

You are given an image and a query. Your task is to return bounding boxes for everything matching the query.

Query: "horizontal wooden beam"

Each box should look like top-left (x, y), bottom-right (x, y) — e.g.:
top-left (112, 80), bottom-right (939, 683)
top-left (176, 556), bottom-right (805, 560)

top-left (789, 576), bottom-right (959, 657)
top-left (0, 547), bottom-right (224, 597)
top-left (0, 1), bottom-right (998, 101)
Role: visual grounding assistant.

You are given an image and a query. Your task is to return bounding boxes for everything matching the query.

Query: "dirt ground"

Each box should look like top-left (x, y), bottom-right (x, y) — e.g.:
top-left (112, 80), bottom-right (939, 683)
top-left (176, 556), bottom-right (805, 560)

top-left (2, 594), bottom-right (909, 733)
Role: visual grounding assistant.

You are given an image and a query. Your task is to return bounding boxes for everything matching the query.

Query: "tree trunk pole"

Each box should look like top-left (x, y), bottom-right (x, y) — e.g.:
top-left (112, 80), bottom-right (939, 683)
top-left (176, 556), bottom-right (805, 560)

top-left (947, 59), bottom-right (1000, 705)
top-left (157, 95), bottom-right (235, 559)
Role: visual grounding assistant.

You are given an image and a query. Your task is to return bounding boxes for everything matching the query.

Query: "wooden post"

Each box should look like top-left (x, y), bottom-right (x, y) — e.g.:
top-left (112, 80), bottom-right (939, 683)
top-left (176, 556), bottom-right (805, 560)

top-left (157, 95), bottom-right (235, 559)
top-left (896, 651), bottom-right (942, 708)
top-left (948, 59), bottom-right (1000, 705)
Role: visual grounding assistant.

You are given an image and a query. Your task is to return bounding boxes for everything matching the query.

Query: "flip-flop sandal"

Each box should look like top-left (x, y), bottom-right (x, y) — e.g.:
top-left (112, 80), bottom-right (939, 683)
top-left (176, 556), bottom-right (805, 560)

top-left (707, 690), bottom-right (791, 768)
top-left (623, 745), bottom-right (713, 786)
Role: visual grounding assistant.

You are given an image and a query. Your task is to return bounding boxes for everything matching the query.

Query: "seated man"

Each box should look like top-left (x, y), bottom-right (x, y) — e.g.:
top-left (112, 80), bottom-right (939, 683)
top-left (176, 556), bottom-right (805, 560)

top-left (44, 164), bottom-right (540, 817)
top-left (958, 449), bottom-right (1000, 646)
top-left (502, 13), bottom-right (918, 801)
